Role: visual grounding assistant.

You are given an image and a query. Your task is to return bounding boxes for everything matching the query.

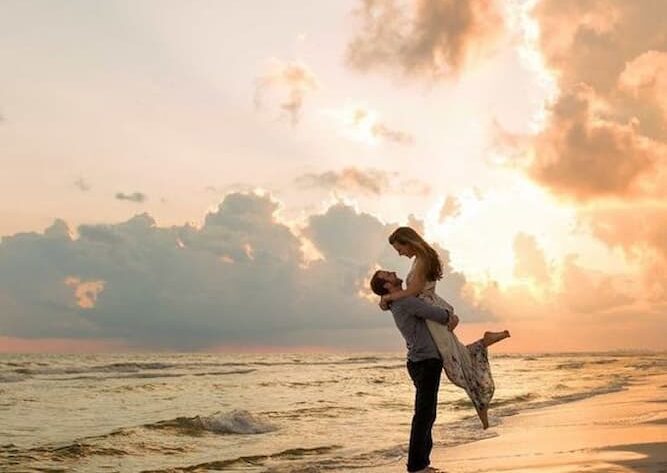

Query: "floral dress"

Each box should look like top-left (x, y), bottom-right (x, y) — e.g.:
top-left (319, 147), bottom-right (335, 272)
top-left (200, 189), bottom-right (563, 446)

top-left (407, 260), bottom-right (495, 416)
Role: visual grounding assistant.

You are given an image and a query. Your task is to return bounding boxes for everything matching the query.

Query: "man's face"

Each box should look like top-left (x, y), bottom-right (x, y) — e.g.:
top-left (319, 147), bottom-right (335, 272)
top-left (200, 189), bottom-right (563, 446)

top-left (378, 270), bottom-right (402, 289)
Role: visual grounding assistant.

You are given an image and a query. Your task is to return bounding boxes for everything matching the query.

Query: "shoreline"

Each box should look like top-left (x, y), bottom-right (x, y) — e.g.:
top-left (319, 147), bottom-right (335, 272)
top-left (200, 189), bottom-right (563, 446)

top-left (369, 372), bottom-right (667, 473)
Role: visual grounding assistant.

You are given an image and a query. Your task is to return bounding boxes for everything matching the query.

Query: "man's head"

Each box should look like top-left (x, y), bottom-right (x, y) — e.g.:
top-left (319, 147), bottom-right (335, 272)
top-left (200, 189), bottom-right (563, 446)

top-left (369, 270), bottom-right (402, 296)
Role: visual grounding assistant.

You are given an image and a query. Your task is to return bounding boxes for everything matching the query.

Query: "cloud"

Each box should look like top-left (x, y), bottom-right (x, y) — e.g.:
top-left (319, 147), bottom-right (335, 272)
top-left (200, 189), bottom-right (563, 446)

top-left (254, 59), bottom-right (319, 126)
top-left (64, 277), bottom-right (105, 309)
top-left (538, 86), bottom-right (660, 200)
top-left (296, 168), bottom-right (388, 195)
top-left (295, 167), bottom-right (431, 196)
top-left (346, 0), bottom-right (507, 79)
top-left (470, 230), bottom-right (637, 326)
top-left (115, 192), bottom-right (147, 203)
top-left (438, 195), bottom-right (461, 222)
top-left (512, 232), bottom-right (550, 285)
top-left (352, 107), bottom-right (415, 145)
top-left (468, 246), bottom-right (640, 352)
top-left (557, 254), bottom-right (634, 314)
top-left (486, 0), bottom-right (667, 327)
top-left (0, 192), bottom-right (491, 350)
top-left (618, 50), bottom-right (667, 122)
top-left (499, 0), bottom-right (667, 202)
top-left (74, 178), bottom-right (91, 192)
top-left (579, 203), bottom-right (667, 302)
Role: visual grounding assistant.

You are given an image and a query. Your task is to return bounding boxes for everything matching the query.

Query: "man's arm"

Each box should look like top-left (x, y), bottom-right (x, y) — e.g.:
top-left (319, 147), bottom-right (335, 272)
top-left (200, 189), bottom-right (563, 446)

top-left (398, 297), bottom-right (451, 325)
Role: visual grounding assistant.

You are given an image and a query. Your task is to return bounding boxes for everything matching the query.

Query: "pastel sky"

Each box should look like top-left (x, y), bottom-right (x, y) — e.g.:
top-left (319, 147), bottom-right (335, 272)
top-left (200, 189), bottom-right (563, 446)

top-left (1, 0), bottom-right (666, 353)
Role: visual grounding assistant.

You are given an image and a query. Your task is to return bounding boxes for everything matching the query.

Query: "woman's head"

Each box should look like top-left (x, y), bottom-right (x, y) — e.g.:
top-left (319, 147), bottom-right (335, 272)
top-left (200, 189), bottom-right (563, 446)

top-left (388, 226), bottom-right (443, 281)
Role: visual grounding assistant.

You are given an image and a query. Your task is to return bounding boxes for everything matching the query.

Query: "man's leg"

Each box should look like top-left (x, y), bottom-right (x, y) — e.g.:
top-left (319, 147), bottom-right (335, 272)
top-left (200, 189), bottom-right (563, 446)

top-left (406, 358), bottom-right (443, 472)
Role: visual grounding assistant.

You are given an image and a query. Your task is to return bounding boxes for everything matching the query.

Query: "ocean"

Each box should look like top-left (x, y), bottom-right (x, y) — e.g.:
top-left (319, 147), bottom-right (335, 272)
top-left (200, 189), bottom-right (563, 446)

top-left (1, 351), bottom-right (665, 472)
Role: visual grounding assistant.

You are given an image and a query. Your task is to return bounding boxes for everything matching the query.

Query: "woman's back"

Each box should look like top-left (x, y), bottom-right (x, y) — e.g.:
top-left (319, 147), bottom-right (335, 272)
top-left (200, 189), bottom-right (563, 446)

top-left (407, 258), bottom-right (453, 312)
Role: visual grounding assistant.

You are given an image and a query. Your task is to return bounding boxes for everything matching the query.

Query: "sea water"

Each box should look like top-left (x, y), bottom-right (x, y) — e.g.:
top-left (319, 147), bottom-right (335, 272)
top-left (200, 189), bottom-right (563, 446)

top-left (1, 352), bottom-right (665, 472)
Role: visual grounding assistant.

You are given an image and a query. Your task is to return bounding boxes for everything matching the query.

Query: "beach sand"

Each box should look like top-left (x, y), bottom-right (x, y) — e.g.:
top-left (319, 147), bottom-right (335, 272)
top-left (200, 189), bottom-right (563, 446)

top-left (370, 373), bottom-right (667, 473)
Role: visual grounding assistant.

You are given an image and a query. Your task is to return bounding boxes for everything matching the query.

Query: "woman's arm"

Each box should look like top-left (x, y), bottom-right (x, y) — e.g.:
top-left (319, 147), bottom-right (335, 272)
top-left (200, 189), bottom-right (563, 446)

top-left (381, 259), bottom-right (427, 304)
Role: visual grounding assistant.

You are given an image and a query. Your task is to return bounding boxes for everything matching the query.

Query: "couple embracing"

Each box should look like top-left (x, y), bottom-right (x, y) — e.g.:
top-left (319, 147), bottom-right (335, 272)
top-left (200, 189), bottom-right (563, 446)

top-left (369, 227), bottom-right (510, 473)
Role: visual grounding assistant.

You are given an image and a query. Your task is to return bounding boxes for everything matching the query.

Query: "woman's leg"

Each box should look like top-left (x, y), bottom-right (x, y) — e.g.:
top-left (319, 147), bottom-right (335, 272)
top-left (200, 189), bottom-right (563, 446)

top-left (476, 405), bottom-right (489, 430)
top-left (482, 330), bottom-right (511, 347)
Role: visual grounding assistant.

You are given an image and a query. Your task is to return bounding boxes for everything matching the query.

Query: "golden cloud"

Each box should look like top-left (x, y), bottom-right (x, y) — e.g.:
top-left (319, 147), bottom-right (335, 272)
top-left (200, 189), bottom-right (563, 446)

top-left (254, 60), bottom-right (319, 126)
top-left (346, 0), bottom-right (507, 79)
top-left (64, 277), bottom-right (106, 309)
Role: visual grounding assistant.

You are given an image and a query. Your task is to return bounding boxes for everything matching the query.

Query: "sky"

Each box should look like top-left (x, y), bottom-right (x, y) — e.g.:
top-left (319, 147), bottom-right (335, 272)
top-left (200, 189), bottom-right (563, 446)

top-left (1, 0), bottom-right (666, 353)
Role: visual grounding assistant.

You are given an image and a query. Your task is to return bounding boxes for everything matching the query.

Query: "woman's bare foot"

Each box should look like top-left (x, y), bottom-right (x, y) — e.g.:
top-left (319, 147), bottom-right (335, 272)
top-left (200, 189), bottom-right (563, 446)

top-left (483, 330), bottom-right (510, 347)
top-left (447, 314), bottom-right (459, 332)
top-left (478, 407), bottom-right (489, 429)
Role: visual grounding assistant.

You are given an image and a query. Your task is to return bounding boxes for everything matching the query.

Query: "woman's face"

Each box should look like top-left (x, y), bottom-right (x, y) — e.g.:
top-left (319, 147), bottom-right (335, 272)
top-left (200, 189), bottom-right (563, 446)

top-left (392, 241), bottom-right (414, 258)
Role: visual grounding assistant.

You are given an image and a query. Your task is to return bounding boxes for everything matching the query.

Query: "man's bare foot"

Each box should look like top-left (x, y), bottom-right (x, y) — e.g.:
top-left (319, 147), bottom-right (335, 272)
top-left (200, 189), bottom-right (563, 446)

top-left (483, 330), bottom-right (510, 347)
top-left (478, 407), bottom-right (489, 429)
top-left (447, 314), bottom-right (459, 332)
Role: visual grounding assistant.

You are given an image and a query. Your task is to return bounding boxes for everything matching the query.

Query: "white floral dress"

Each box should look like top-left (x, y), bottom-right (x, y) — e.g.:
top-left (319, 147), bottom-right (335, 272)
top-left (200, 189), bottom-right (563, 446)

top-left (407, 260), bottom-right (495, 415)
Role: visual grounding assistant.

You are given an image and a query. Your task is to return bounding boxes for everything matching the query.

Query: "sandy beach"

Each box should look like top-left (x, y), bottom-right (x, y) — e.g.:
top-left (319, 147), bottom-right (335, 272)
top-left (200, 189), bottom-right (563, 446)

top-left (373, 372), bottom-right (667, 473)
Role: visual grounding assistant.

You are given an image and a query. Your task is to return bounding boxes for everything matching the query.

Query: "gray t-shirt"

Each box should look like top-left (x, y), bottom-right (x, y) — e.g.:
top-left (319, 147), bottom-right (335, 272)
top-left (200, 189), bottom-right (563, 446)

top-left (389, 297), bottom-right (451, 362)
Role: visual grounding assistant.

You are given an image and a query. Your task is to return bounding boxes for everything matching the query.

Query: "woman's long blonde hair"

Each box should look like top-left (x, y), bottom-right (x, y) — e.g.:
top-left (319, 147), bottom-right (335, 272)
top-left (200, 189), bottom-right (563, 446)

top-left (389, 226), bottom-right (443, 281)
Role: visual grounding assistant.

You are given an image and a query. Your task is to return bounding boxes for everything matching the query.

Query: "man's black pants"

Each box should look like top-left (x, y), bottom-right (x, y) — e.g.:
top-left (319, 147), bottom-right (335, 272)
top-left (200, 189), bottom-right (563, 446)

top-left (406, 357), bottom-right (443, 472)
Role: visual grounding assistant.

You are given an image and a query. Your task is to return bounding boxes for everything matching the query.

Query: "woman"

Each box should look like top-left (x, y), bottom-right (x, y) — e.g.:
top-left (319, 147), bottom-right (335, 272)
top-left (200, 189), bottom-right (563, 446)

top-left (381, 226), bottom-right (510, 429)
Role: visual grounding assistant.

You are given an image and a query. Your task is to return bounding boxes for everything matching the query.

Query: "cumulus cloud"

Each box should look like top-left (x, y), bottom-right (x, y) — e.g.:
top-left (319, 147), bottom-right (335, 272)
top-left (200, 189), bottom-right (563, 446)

top-left (346, 0), bottom-right (507, 79)
top-left (254, 59), bottom-right (319, 126)
top-left (468, 230), bottom-right (637, 327)
top-left (498, 0), bottom-right (667, 201)
top-left (618, 50), bottom-right (667, 122)
top-left (115, 192), bottom-right (147, 203)
top-left (497, 84), bottom-right (663, 200)
top-left (295, 167), bottom-right (431, 196)
top-left (0, 192), bottom-right (490, 350)
top-left (486, 0), bottom-right (667, 323)
top-left (484, 1), bottom-right (667, 326)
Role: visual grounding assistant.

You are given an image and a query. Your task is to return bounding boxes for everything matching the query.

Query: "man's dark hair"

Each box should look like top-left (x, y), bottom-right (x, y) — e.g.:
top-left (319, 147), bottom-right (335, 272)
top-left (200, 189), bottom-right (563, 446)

top-left (370, 270), bottom-right (390, 296)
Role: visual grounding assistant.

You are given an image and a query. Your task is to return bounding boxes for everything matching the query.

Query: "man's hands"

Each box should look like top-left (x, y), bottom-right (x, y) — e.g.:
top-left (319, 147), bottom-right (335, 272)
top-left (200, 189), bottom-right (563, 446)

top-left (379, 293), bottom-right (394, 311)
top-left (447, 314), bottom-right (459, 332)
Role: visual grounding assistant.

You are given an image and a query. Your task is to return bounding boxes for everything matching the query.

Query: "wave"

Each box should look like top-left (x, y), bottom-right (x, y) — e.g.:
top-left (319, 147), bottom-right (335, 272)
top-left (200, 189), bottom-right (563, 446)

top-left (588, 358), bottom-right (618, 365)
top-left (0, 373), bottom-right (29, 383)
top-left (632, 359), bottom-right (667, 371)
top-left (141, 445), bottom-right (342, 473)
top-left (14, 362), bottom-right (176, 376)
top-left (273, 406), bottom-right (364, 420)
top-left (552, 380), bottom-right (627, 404)
top-left (360, 363), bottom-right (404, 370)
top-left (555, 361), bottom-right (585, 370)
top-left (192, 368), bottom-right (256, 376)
top-left (0, 441), bottom-right (129, 466)
top-left (96, 362), bottom-right (176, 372)
top-left (342, 356), bottom-right (384, 363)
top-left (8, 365), bottom-right (257, 382)
top-left (447, 392), bottom-right (538, 410)
top-left (492, 377), bottom-right (630, 419)
top-left (144, 409), bottom-right (276, 435)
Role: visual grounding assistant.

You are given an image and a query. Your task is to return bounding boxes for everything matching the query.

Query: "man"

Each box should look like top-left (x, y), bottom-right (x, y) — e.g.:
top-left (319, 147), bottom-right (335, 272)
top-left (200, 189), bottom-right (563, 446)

top-left (369, 269), bottom-right (458, 473)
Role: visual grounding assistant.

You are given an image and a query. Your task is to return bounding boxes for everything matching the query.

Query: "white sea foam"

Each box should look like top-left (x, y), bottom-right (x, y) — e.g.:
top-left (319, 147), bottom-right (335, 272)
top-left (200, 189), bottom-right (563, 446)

top-left (197, 410), bottom-right (276, 434)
